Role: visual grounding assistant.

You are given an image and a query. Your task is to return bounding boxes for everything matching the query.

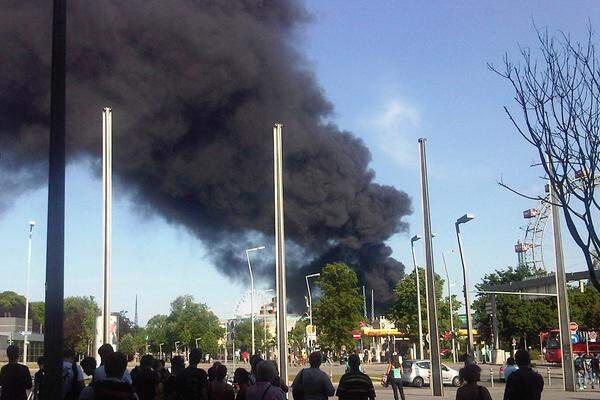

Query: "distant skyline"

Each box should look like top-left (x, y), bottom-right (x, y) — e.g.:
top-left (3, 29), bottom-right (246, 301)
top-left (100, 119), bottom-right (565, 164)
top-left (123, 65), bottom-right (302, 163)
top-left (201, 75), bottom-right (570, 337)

top-left (1, 1), bottom-right (598, 325)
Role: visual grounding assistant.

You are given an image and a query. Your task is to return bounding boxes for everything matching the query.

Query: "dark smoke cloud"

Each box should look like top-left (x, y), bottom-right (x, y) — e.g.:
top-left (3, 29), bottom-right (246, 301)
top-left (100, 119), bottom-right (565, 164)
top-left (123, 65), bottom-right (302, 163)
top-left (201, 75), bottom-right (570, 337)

top-left (0, 0), bottom-right (411, 311)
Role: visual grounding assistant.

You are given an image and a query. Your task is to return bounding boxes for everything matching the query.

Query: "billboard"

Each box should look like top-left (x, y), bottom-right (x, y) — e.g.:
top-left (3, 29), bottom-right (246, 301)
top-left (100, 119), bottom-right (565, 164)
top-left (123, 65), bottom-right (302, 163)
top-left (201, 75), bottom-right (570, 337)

top-left (94, 314), bottom-right (119, 362)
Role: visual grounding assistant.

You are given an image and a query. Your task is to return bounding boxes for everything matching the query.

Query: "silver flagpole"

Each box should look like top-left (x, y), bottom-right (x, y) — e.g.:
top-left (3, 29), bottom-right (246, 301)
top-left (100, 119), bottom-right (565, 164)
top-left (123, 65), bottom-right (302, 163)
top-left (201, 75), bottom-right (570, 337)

top-left (102, 107), bottom-right (112, 344)
top-left (273, 123), bottom-right (288, 384)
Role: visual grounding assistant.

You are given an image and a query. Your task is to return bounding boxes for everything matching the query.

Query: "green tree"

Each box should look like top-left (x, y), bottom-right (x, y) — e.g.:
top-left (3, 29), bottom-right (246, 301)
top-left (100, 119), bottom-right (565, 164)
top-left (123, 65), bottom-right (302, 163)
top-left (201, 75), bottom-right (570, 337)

top-left (232, 318), bottom-right (272, 353)
top-left (63, 296), bottom-right (100, 355)
top-left (116, 310), bottom-right (135, 340)
top-left (146, 314), bottom-right (169, 353)
top-left (312, 263), bottom-right (363, 352)
top-left (0, 291), bottom-right (44, 331)
top-left (473, 265), bottom-right (556, 350)
top-left (289, 317), bottom-right (308, 352)
top-left (149, 295), bottom-right (224, 355)
top-left (387, 268), bottom-right (461, 348)
top-left (119, 328), bottom-right (148, 359)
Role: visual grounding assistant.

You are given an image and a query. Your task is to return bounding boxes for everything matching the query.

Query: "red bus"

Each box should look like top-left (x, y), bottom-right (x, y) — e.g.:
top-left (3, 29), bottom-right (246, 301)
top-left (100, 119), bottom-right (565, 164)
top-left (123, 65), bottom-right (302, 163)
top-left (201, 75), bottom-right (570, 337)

top-left (541, 329), bottom-right (600, 363)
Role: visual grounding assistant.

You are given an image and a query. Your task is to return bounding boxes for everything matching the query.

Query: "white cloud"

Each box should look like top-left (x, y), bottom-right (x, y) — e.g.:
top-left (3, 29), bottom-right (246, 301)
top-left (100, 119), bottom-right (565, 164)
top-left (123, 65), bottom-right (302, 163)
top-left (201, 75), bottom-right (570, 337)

top-left (372, 100), bottom-right (422, 167)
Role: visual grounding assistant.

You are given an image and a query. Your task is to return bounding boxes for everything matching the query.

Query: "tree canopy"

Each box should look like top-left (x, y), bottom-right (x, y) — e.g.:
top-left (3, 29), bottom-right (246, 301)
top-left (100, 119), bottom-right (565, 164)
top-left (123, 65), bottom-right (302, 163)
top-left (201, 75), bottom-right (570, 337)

top-left (312, 262), bottom-right (363, 351)
top-left (146, 295), bottom-right (224, 356)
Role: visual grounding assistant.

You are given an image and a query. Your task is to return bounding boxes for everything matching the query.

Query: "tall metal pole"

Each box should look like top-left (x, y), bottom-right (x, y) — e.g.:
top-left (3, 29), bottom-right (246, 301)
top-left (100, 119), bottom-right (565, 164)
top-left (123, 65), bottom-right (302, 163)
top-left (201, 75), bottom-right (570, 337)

top-left (23, 221), bottom-right (36, 363)
top-left (410, 235), bottom-right (424, 359)
top-left (441, 251), bottom-right (456, 363)
top-left (548, 166), bottom-right (575, 391)
top-left (371, 289), bottom-right (375, 323)
top-left (102, 107), bottom-right (113, 344)
top-left (456, 215), bottom-right (475, 360)
top-left (273, 123), bottom-right (288, 384)
top-left (417, 138), bottom-right (443, 397)
top-left (362, 286), bottom-right (367, 319)
top-left (246, 250), bottom-right (255, 355)
top-left (45, 1), bottom-right (66, 397)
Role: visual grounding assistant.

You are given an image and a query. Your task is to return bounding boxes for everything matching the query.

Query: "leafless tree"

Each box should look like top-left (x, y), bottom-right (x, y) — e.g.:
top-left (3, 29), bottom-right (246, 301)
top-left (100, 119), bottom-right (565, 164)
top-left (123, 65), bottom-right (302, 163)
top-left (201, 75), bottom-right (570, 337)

top-left (490, 26), bottom-right (600, 291)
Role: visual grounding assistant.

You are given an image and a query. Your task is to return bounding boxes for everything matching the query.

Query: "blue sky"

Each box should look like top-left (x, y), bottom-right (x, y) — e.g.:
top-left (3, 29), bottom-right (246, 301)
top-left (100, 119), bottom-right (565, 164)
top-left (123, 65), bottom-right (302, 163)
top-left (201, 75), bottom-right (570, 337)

top-left (1, 1), bottom-right (598, 325)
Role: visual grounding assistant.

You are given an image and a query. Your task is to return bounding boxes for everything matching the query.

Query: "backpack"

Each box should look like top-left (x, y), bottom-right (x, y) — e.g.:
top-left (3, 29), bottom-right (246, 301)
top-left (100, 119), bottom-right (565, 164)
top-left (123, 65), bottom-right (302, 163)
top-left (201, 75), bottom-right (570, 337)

top-left (574, 357), bottom-right (583, 371)
top-left (62, 362), bottom-right (82, 400)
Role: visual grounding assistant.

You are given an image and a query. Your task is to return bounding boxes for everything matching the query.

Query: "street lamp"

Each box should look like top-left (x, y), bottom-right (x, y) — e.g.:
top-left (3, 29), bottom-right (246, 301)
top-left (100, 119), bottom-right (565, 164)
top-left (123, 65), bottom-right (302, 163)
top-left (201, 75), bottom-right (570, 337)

top-left (410, 234), bottom-right (425, 360)
top-left (455, 213), bottom-right (475, 360)
top-left (245, 245), bottom-right (265, 356)
top-left (195, 337), bottom-right (201, 349)
top-left (23, 221), bottom-right (36, 363)
top-left (441, 250), bottom-right (457, 363)
top-left (305, 273), bottom-right (320, 351)
top-left (174, 341), bottom-right (180, 355)
top-left (159, 343), bottom-right (164, 359)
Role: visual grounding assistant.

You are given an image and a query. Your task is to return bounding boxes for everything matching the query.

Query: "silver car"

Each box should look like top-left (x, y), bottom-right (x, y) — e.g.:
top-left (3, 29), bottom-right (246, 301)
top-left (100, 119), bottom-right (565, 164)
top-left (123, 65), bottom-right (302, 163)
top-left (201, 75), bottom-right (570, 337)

top-left (401, 360), bottom-right (461, 387)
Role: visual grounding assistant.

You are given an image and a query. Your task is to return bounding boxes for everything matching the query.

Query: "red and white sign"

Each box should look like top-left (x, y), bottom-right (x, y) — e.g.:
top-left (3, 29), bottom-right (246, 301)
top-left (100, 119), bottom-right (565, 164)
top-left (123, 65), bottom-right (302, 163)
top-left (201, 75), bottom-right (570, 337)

top-left (352, 329), bottom-right (362, 340)
top-left (570, 322), bottom-right (579, 332)
top-left (589, 331), bottom-right (597, 342)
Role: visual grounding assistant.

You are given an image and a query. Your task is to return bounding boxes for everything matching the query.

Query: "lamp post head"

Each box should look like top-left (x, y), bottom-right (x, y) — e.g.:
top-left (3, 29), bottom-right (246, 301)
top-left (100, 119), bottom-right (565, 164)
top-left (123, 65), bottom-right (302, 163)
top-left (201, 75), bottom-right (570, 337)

top-left (29, 221), bottom-right (36, 227)
top-left (456, 213), bottom-right (475, 225)
top-left (306, 273), bottom-right (321, 279)
top-left (411, 234), bottom-right (422, 243)
top-left (246, 245), bottom-right (266, 253)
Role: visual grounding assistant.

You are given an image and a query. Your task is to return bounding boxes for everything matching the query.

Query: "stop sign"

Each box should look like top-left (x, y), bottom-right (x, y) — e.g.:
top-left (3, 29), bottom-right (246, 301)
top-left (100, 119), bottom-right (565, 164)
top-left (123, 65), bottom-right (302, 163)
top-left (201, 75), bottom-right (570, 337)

top-left (570, 322), bottom-right (579, 332)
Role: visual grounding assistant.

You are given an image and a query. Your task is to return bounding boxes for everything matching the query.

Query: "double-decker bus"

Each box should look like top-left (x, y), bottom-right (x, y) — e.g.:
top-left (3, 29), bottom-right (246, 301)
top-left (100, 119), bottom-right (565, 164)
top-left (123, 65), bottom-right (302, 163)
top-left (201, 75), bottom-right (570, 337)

top-left (541, 329), bottom-right (600, 363)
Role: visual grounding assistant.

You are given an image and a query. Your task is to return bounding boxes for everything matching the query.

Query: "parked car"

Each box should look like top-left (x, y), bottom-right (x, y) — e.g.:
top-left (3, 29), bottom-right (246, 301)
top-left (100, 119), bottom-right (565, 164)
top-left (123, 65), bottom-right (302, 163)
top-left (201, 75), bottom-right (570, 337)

top-left (401, 360), bottom-right (461, 387)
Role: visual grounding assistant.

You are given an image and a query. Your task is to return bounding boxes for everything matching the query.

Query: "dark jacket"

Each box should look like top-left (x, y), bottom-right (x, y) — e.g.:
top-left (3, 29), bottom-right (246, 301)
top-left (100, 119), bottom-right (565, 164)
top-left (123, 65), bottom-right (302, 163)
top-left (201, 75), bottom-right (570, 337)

top-left (503, 367), bottom-right (544, 400)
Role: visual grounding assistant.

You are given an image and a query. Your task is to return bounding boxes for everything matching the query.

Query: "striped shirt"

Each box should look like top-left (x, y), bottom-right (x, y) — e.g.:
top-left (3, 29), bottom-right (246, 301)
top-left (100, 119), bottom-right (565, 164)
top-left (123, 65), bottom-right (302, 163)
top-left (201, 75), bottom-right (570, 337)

top-left (336, 371), bottom-right (375, 400)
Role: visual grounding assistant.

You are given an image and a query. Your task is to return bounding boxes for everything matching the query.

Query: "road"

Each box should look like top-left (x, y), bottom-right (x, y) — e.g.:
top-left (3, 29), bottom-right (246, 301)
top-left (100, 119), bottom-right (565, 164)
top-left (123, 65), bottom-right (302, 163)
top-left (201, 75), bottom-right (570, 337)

top-left (277, 362), bottom-right (599, 400)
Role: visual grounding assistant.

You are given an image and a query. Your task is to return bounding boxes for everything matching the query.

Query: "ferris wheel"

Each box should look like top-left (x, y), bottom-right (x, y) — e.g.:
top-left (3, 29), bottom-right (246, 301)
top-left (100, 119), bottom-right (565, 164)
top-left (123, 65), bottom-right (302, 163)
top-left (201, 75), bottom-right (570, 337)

top-left (513, 171), bottom-right (600, 270)
top-left (234, 289), bottom-right (275, 318)
top-left (514, 192), bottom-right (551, 270)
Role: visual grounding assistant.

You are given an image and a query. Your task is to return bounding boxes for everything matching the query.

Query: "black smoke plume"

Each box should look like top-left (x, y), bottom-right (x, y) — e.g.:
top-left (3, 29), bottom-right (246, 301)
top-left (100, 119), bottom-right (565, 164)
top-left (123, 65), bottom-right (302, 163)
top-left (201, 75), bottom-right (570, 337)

top-left (0, 0), bottom-right (411, 312)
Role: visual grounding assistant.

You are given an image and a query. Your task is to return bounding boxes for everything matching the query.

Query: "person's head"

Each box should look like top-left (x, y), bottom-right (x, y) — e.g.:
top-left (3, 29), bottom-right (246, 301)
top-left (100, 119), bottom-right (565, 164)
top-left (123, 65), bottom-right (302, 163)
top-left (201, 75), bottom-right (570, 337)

top-left (348, 354), bottom-right (361, 372)
top-left (81, 356), bottom-right (97, 376)
top-left (515, 349), bottom-right (530, 367)
top-left (506, 356), bottom-right (515, 366)
top-left (250, 354), bottom-right (263, 374)
top-left (459, 364), bottom-right (481, 385)
top-left (63, 349), bottom-right (76, 362)
top-left (37, 356), bottom-right (46, 369)
top-left (6, 345), bottom-right (20, 362)
top-left (141, 354), bottom-right (154, 368)
top-left (189, 348), bottom-right (202, 366)
top-left (309, 351), bottom-right (322, 368)
top-left (208, 362), bottom-right (222, 381)
top-left (98, 343), bottom-right (114, 363)
top-left (234, 368), bottom-right (250, 385)
top-left (215, 364), bottom-right (227, 382)
top-left (171, 356), bottom-right (185, 374)
top-left (256, 360), bottom-right (277, 383)
top-left (105, 351), bottom-right (128, 379)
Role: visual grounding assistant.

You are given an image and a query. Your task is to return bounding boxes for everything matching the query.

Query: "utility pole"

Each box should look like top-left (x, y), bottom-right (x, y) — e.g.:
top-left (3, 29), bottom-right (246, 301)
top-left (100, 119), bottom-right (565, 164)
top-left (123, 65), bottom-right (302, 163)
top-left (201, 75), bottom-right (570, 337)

top-left (418, 138), bottom-right (443, 397)
top-left (548, 165), bottom-right (575, 392)
top-left (102, 107), bottom-right (113, 344)
top-left (273, 123), bottom-right (288, 384)
top-left (45, 1), bottom-right (66, 398)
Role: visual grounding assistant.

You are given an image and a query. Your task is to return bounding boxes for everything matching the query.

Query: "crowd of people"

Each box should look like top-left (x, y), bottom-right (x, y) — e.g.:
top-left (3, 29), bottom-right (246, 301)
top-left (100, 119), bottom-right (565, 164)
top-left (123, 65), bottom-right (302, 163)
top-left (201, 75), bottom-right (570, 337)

top-left (573, 352), bottom-right (600, 390)
top-left (2, 343), bottom-right (598, 400)
top-left (0, 345), bottom-right (377, 400)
